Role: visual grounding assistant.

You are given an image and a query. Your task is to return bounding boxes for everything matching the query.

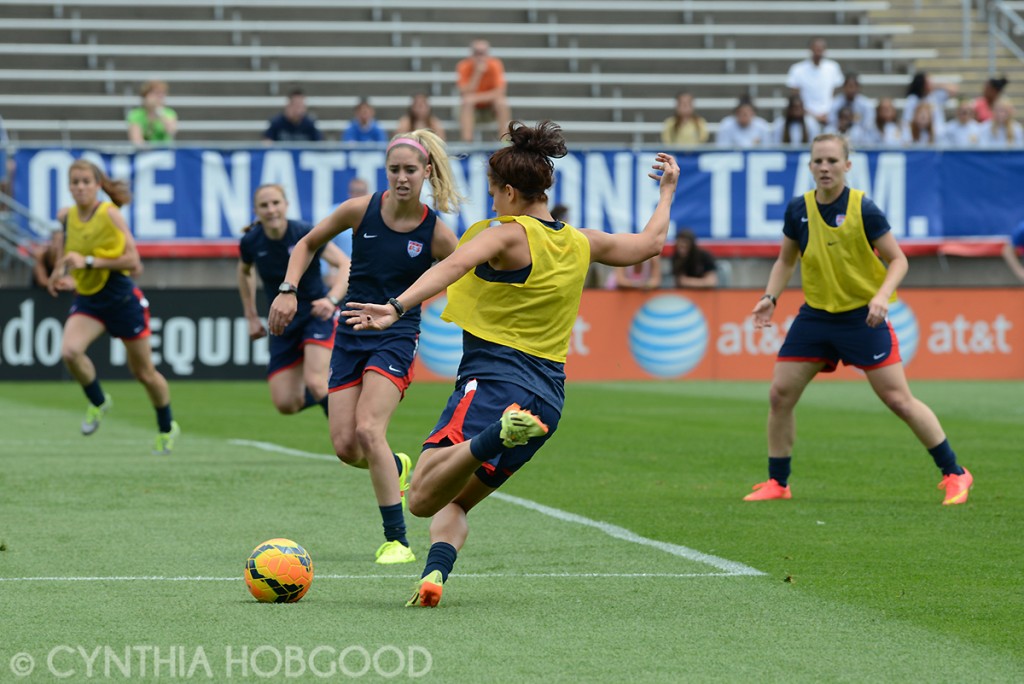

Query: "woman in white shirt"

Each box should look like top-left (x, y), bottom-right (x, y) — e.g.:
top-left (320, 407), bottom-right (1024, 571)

top-left (978, 98), bottom-right (1024, 149)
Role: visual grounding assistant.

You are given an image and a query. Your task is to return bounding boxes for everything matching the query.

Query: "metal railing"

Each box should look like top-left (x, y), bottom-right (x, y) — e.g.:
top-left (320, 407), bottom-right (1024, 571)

top-left (0, 190), bottom-right (58, 268)
top-left (988, 0), bottom-right (1024, 71)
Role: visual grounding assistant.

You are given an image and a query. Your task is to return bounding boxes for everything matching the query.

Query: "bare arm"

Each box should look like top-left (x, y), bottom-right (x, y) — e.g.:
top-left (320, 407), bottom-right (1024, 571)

top-left (1002, 240), bottom-right (1024, 283)
top-left (751, 236), bottom-right (800, 328)
top-left (60, 206), bottom-right (141, 274)
top-left (237, 260), bottom-right (267, 340)
top-left (584, 153), bottom-right (680, 267)
top-left (866, 231), bottom-right (908, 327)
top-left (128, 123), bottom-right (145, 145)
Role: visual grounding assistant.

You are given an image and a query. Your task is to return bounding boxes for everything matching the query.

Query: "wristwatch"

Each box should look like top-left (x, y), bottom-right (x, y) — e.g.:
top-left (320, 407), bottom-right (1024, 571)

top-left (278, 282), bottom-right (298, 295)
top-left (85, 255), bottom-right (95, 269)
top-left (327, 295), bottom-right (342, 307)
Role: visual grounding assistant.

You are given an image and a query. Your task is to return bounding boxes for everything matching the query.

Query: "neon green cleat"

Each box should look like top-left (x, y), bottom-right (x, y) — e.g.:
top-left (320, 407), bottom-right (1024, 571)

top-left (153, 421), bottom-right (181, 455)
top-left (396, 452), bottom-right (412, 510)
top-left (499, 403), bottom-right (549, 448)
top-left (375, 540), bottom-right (416, 565)
top-left (405, 570), bottom-right (444, 608)
top-left (81, 393), bottom-right (113, 436)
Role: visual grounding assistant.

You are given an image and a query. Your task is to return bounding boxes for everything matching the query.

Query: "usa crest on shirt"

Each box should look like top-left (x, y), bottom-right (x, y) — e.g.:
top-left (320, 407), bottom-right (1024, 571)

top-left (835, 214), bottom-right (846, 226)
top-left (407, 240), bottom-right (423, 257)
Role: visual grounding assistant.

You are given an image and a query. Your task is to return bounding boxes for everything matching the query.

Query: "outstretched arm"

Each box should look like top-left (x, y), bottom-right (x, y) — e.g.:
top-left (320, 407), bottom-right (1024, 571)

top-left (583, 153), bottom-right (679, 267)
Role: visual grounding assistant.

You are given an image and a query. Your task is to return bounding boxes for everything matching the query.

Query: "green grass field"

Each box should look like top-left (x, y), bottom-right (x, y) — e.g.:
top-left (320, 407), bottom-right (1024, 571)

top-left (2, 379), bottom-right (1022, 682)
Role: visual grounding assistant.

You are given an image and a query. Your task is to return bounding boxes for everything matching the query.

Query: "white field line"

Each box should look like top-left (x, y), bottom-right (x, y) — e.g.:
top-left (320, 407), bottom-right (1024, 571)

top-left (0, 572), bottom-right (737, 582)
top-left (230, 438), bottom-right (766, 578)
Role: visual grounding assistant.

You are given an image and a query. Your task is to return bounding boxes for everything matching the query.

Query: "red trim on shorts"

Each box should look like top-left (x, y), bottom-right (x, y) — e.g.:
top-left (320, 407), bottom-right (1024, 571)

top-left (122, 287), bottom-right (152, 340)
top-left (268, 356), bottom-right (303, 380)
top-left (858, 321), bottom-right (903, 371)
top-left (424, 384), bottom-right (477, 446)
top-left (328, 377), bottom-right (362, 393)
top-left (365, 365), bottom-right (412, 396)
top-left (778, 355), bottom-right (838, 373)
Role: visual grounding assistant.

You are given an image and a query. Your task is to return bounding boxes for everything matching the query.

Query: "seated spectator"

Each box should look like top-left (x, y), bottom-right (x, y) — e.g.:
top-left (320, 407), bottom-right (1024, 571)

top-left (828, 73), bottom-right (874, 130)
top-left (977, 98), bottom-right (1024, 148)
top-left (671, 229), bottom-right (718, 289)
top-left (853, 97), bottom-right (903, 147)
top-left (31, 229), bottom-right (61, 289)
top-left (263, 89), bottom-right (323, 144)
top-left (550, 204), bottom-right (570, 223)
top-left (126, 80), bottom-right (178, 145)
top-left (973, 76), bottom-right (1009, 123)
top-left (826, 106), bottom-right (857, 138)
top-left (903, 72), bottom-right (957, 131)
top-left (715, 96), bottom-right (772, 148)
top-left (608, 256), bottom-right (663, 291)
top-left (943, 99), bottom-right (981, 147)
top-left (785, 38), bottom-right (844, 126)
top-left (902, 101), bottom-right (939, 146)
top-left (342, 98), bottom-right (388, 143)
top-left (1001, 220), bottom-right (1024, 283)
top-left (661, 92), bottom-right (709, 146)
top-left (771, 94), bottom-right (820, 146)
top-left (394, 93), bottom-right (446, 140)
top-left (456, 39), bottom-right (511, 142)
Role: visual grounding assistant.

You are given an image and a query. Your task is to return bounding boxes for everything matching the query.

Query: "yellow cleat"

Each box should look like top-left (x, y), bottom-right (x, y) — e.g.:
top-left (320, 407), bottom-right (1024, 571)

top-left (396, 452), bottom-right (412, 510)
top-left (405, 570), bottom-right (444, 607)
top-left (81, 393), bottom-right (113, 436)
top-left (375, 540), bottom-right (416, 565)
top-left (499, 403), bottom-right (549, 448)
top-left (152, 421), bottom-right (181, 455)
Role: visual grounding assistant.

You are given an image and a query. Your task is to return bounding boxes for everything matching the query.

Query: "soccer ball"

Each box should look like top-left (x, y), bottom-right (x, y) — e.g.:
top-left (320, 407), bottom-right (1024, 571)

top-left (244, 538), bottom-right (314, 603)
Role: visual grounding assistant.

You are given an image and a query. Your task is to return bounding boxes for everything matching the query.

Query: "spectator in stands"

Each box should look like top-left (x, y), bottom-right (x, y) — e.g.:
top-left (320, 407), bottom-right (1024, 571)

top-left (50, 159), bottom-right (179, 454)
top-left (238, 183), bottom-right (349, 417)
top-left (743, 133), bottom-right (972, 506)
top-left (978, 98), bottom-right (1024, 148)
top-left (826, 106), bottom-right (857, 139)
top-left (771, 94), bottom-right (820, 146)
top-left (785, 38), bottom-right (844, 126)
top-left (828, 74), bottom-right (874, 130)
top-left (126, 80), bottom-right (178, 145)
top-left (973, 76), bottom-right (1009, 123)
top-left (715, 96), bottom-right (771, 148)
top-left (456, 39), bottom-right (511, 142)
top-left (855, 97), bottom-right (902, 147)
top-left (32, 229), bottom-right (61, 289)
top-left (660, 92), bottom-right (709, 147)
top-left (902, 101), bottom-right (938, 146)
top-left (1001, 220), bottom-right (1024, 283)
top-left (550, 204), bottom-right (569, 223)
top-left (343, 98), bottom-right (388, 143)
top-left (902, 72), bottom-right (956, 133)
top-left (943, 99), bottom-right (980, 147)
top-left (607, 256), bottom-right (662, 291)
top-left (262, 89), bottom-right (323, 144)
top-left (671, 229), bottom-right (718, 289)
top-left (395, 93), bottom-right (446, 140)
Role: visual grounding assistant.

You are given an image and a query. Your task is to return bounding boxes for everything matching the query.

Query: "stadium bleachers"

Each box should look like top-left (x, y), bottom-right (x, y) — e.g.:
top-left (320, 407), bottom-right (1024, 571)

top-left (0, 0), bottom-right (926, 145)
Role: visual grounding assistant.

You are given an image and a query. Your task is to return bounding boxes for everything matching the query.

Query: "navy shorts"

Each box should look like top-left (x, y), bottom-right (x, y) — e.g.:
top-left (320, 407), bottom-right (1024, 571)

top-left (424, 377), bottom-right (562, 488)
top-left (328, 331), bottom-right (417, 395)
top-left (268, 309), bottom-right (337, 378)
top-left (778, 303), bottom-right (901, 372)
top-left (68, 276), bottom-right (150, 340)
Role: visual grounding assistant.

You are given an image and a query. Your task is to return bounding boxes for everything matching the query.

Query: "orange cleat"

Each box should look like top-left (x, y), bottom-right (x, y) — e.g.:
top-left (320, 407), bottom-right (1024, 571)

top-left (405, 570), bottom-right (444, 607)
top-left (743, 478), bottom-right (792, 501)
top-left (938, 468), bottom-right (973, 505)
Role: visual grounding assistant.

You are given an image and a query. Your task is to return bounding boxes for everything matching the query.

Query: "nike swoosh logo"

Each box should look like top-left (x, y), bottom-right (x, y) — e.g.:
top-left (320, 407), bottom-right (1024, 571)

top-left (257, 251), bottom-right (268, 256)
top-left (873, 352), bottom-right (886, 359)
top-left (800, 218), bottom-right (809, 222)
top-left (827, 241), bottom-right (838, 246)
top-left (388, 364), bottom-right (401, 373)
top-left (363, 234), bottom-right (378, 239)
top-left (312, 334), bottom-right (326, 339)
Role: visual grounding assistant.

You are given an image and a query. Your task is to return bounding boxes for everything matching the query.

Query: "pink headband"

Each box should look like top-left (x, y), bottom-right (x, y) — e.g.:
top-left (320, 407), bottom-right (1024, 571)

top-left (387, 137), bottom-right (429, 158)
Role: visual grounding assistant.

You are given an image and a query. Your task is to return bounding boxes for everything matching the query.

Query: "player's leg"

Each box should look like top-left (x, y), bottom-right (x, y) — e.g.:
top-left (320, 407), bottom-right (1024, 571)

top-left (329, 385), bottom-right (364, 466)
top-left (865, 363), bottom-right (971, 504)
top-left (301, 343), bottom-right (332, 415)
top-left (459, 100), bottom-right (476, 142)
top-left (123, 336), bottom-right (179, 454)
top-left (61, 313), bottom-right (111, 434)
top-left (406, 477), bottom-right (494, 608)
top-left (744, 360), bottom-right (822, 500)
top-left (267, 363), bottom-right (307, 414)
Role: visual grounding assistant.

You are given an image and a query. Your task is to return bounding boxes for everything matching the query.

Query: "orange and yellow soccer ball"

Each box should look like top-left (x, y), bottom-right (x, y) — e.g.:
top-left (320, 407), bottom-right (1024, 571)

top-left (244, 538), bottom-right (314, 603)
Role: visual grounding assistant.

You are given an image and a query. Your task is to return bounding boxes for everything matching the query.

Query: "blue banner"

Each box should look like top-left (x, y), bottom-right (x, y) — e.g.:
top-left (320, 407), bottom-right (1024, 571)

top-left (12, 147), bottom-right (1024, 241)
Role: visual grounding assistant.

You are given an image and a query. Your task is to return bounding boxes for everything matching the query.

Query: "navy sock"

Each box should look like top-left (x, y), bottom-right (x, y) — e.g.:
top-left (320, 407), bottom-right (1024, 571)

top-left (768, 457), bottom-right (792, 486)
top-left (421, 542), bottom-right (458, 582)
top-left (928, 439), bottom-right (964, 476)
top-left (319, 396), bottom-right (329, 417)
top-left (155, 404), bottom-right (173, 433)
top-left (379, 503), bottom-right (407, 546)
top-left (301, 388), bottom-right (317, 411)
top-left (83, 379), bottom-right (106, 407)
top-left (393, 453), bottom-right (403, 476)
top-left (469, 421), bottom-right (504, 461)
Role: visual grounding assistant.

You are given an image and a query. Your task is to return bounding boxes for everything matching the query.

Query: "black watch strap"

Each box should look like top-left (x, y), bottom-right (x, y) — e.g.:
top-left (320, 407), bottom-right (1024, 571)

top-left (760, 293), bottom-right (777, 306)
top-left (388, 297), bottom-right (406, 318)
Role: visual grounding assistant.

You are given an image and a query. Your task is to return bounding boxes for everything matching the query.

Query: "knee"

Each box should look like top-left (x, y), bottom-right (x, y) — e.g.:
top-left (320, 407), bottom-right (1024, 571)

top-left (879, 391), bottom-right (915, 420)
top-left (273, 399), bottom-right (302, 415)
top-left (61, 345), bottom-right (83, 367)
top-left (768, 383), bottom-right (798, 413)
top-left (353, 423), bottom-right (383, 453)
top-left (131, 364), bottom-right (159, 387)
top-left (331, 434), bottom-right (361, 465)
top-left (407, 489), bottom-right (438, 519)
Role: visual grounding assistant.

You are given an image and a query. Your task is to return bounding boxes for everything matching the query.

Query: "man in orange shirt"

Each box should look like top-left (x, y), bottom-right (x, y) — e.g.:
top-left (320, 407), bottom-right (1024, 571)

top-left (456, 39), bottom-right (511, 142)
